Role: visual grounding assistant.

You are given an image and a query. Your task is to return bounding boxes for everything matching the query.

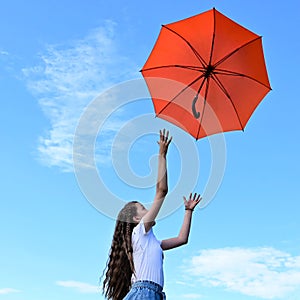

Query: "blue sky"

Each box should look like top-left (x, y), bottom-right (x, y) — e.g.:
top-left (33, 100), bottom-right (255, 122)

top-left (1, 0), bottom-right (300, 299)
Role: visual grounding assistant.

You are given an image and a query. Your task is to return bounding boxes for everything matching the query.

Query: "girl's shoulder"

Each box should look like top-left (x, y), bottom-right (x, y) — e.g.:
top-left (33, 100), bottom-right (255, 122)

top-left (133, 219), bottom-right (150, 237)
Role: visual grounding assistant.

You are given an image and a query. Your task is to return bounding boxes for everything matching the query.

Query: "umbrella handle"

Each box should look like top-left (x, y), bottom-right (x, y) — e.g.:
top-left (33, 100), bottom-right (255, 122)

top-left (192, 95), bottom-right (200, 119)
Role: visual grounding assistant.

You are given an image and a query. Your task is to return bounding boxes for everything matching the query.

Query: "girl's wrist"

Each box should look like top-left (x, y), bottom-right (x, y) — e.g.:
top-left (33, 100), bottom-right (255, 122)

top-left (185, 207), bottom-right (194, 211)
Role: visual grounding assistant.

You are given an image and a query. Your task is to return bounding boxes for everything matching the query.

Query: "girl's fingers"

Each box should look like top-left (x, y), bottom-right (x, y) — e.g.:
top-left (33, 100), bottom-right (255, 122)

top-left (192, 193), bottom-right (198, 201)
top-left (188, 193), bottom-right (202, 202)
top-left (158, 129), bottom-right (173, 146)
top-left (183, 198), bottom-right (189, 208)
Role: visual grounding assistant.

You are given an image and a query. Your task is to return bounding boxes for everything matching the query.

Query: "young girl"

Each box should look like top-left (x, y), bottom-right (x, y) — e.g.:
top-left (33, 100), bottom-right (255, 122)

top-left (102, 129), bottom-right (201, 299)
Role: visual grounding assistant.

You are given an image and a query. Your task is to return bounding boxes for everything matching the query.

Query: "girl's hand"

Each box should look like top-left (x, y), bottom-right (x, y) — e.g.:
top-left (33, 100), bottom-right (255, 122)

top-left (183, 193), bottom-right (202, 211)
top-left (157, 129), bottom-right (172, 156)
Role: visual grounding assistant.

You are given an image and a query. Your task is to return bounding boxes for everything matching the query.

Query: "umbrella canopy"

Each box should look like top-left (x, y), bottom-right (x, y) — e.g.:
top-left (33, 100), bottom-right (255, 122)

top-left (141, 8), bottom-right (271, 139)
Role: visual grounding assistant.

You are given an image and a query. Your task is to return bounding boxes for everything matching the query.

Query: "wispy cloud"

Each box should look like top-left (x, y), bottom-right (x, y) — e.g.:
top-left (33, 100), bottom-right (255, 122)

top-left (0, 49), bottom-right (17, 75)
top-left (184, 247), bottom-right (300, 299)
top-left (0, 288), bottom-right (21, 295)
top-left (0, 49), bottom-right (9, 56)
top-left (22, 21), bottom-right (136, 172)
top-left (56, 280), bottom-right (100, 294)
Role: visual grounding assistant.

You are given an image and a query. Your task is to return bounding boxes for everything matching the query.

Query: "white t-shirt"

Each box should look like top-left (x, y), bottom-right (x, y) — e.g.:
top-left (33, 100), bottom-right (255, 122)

top-left (131, 219), bottom-right (164, 287)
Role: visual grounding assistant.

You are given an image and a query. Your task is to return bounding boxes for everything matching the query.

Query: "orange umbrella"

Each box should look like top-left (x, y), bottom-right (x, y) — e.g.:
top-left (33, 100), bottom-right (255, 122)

top-left (141, 8), bottom-right (271, 139)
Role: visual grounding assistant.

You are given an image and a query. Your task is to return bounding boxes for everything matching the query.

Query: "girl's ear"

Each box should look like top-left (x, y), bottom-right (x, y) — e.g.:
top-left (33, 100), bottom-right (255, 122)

top-left (133, 215), bottom-right (141, 223)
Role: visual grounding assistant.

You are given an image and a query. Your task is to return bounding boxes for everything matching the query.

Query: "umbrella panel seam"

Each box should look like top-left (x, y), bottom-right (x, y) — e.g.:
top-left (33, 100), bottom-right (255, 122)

top-left (210, 72), bottom-right (244, 130)
top-left (162, 25), bottom-right (207, 68)
top-left (155, 73), bottom-right (206, 116)
top-left (214, 36), bottom-right (262, 68)
top-left (214, 69), bottom-right (271, 90)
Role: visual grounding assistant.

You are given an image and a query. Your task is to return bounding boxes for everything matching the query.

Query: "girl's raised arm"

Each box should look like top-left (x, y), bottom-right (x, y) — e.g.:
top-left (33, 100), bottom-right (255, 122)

top-left (161, 193), bottom-right (201, 250)
top-left (143, 129), bottom-right (172, 232)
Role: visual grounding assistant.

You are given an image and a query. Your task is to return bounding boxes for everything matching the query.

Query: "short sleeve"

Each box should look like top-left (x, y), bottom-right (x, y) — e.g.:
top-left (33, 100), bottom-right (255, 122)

top-left (132, 219), bottom-right (146, 238)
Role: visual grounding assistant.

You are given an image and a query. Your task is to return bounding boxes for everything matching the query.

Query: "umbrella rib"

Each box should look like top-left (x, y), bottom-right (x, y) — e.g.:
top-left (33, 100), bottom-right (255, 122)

top-left (208, 8), bottom-right (217, 66)
top-left (196, 76), bottom-right (210, 139)
top-left (214, 69), bottom-right (271, 90)
top-left (162, 25), bottom-right (207, 68)
top-left (214, 36), bottom-right (262, 68)
top-left (211, 73), bottom-right (245, 130)
top-left (196, 5), bottom-right (216, 138)
top-left (141, 64), bottom-right (205, 73)
top-left (156, 73), bottom-right (206, 116)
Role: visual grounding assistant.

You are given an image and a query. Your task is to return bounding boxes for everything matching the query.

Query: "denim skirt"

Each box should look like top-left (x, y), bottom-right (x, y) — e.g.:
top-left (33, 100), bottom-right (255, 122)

top-left (123, 280), bottom-right (166, 300)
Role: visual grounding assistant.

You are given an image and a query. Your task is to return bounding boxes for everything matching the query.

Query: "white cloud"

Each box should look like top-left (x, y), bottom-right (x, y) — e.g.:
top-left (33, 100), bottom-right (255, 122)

top-left (184, 247), bottom-right (300, 299)
top-left (0, 288), bottom-right (20, 294)
top-left (56, 280), bottom-right (100, 294)
top-left (23, 21), bottom-right (136, 172)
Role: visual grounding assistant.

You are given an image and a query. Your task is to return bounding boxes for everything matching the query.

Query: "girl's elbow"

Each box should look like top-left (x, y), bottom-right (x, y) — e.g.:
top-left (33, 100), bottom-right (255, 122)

top-left (178, 236), bottom-right (188, 246)
top-left (182, 238), bottom-right (188, 245)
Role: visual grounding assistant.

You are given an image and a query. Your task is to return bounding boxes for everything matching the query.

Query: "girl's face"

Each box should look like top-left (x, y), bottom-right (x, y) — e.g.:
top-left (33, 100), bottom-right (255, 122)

top-left (134, 202), bottom-right (156, 226)
top-left (135, 202), bottom-right (148, 219)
